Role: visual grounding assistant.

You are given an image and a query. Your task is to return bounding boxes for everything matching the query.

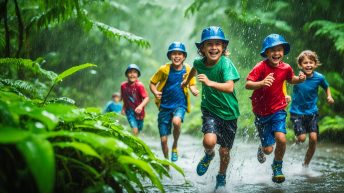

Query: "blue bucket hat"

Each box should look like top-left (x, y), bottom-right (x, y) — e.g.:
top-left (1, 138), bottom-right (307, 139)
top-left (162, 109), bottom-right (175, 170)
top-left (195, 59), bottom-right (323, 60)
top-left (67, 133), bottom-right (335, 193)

top-left (167, 42), bottom-right (187, 60)
top-left (195, 26), bottom-right (229, 49)
top-left (125, 64), bottom-right (141, 77)
top-left (260, 34), bottom-right (290, 57)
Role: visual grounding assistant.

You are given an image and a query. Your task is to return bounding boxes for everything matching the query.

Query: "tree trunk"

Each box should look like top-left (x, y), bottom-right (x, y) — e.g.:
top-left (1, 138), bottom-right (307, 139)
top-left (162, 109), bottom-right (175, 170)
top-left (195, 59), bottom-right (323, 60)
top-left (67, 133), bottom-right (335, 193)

top-left (14, 0), bottom-right (24, 57)
top-left (2, 0), bottom-right (10, 57)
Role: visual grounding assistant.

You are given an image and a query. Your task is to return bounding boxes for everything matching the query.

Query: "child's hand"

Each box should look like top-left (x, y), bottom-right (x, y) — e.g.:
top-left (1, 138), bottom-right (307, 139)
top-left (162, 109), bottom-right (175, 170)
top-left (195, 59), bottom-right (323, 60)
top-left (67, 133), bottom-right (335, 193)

top-left (198, 74), bottom-right (212, 86)
top-left (285, 95), bottom-right (291, 103)
top-left (154, 91), bottom-right (162, 99)
top-left (327, 96), bottom-right (334, 104)
top-left (298, 71), bottom-right (306, 81)
top-left (262, 73), bottom-right (274, 87)
top-left (135, 106), bottom-right (143, 114)
top-left (190, 86), bottom-right (199, 96)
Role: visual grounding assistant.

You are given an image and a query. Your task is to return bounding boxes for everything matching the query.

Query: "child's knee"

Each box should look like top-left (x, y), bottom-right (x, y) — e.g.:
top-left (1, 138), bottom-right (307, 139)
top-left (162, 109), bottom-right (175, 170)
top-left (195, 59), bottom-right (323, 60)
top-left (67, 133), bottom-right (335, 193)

top-left (297, 134), bottom-right (306, 142)
top-left (263, 146), bottom-right (273, 154)
top-left (160, 136), bottom-right (168, 144)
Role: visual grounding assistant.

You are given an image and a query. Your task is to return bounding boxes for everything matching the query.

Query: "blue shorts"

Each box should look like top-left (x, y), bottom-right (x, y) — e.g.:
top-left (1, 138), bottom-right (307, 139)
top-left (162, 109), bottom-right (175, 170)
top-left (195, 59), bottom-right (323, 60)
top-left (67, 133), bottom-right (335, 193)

top-left (201, 108), bottom-right (237, 149)
top-left (255, 110), bottom-right (287, 147)
top-left (290, 113), bottom-right (319, 136)
top-left (125, 109), bottom-right (143, 131)
top-left (158, 107), bottom-right (186, 137)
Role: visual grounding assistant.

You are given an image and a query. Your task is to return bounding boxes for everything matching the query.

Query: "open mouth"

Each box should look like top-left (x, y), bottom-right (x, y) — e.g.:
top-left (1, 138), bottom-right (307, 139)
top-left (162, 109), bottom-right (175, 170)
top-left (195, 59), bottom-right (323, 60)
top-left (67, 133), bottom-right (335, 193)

top-left (272, 55), bottom-right (281, 60)
top-left (208, 50), bottom-right (220, 56)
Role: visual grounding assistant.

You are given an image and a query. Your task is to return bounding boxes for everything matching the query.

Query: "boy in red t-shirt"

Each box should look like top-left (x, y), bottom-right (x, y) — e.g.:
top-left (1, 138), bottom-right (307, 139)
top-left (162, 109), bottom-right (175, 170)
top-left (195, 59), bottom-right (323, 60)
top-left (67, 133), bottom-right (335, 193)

top-left (245, 34), bottom-right (306, 183)
top-left (121, 64), bottom-right (149, 136)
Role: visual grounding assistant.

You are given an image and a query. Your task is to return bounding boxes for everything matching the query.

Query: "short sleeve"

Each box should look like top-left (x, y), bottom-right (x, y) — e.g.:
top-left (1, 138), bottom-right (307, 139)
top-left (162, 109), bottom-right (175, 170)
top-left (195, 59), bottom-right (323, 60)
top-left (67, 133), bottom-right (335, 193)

top-left (246, 64), bottom-right (262, 81)
top-left (150, 67), bottom-right (164, 84)
top-left (286, 65), bottom-right (294, 81)
top-left (320, 75), bottom-right (329, 90)
top-left (223, 58), bottom-right (240, 82)
top-left (137, 82), bottom-right (148, 98)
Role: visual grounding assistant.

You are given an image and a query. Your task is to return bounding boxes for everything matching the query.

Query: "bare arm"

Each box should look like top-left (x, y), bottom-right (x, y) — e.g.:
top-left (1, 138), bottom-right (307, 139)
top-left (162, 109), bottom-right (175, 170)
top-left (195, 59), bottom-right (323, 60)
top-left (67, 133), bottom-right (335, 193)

top-left (288, 71), bottom-right (306, 84)
top-left (245, 73), bottom-right (275, 90)
top-left (189, 85), bottom-right (199, 96)
top-left (149, 82), bottom-right (162, 99)
top-left (198, 73), bottom-right (234, 93)
top-left (181, 67), bottom-right (197, 87)
top-left (135, 96), bottom-right (149, 114)
top-left (326, 87), bottom-right (334, 104)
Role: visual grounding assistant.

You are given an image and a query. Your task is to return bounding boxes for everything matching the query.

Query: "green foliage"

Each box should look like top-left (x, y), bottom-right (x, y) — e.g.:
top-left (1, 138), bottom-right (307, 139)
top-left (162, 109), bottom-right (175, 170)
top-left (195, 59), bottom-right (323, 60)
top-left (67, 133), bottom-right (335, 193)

top-left (306, 20), bottom-right (344, 54)
top-left (0, 60), bottom-right (183, 193)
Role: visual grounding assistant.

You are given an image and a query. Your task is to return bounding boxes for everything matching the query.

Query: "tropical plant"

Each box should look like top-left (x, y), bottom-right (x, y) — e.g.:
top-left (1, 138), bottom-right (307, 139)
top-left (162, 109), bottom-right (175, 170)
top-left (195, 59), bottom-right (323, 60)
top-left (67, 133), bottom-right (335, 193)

top-left (0, 58), bottom-right (184, 193)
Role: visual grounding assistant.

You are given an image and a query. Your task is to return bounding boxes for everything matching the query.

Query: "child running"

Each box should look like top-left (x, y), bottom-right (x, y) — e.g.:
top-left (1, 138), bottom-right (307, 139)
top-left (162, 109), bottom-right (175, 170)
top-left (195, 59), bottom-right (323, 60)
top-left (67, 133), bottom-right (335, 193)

top-left (150, 42), bottom-right (199, 162)
top-left (121, 64), bottom-right (149, 136)
top-left (182, 26), bottom-right (240, 190)
top-left (290, 50), bottom-right (334, 167)
top-left (245, 34), bottom-right (306, 183)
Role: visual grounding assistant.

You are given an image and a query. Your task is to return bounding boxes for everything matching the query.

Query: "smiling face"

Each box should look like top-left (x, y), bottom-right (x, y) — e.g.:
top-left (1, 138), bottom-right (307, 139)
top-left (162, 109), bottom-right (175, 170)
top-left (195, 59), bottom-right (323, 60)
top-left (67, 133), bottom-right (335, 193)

top-left (265, 45), bottom-right (284, 67)
top-left (299, 56), bottom-right (316, 77)
top-left (201, 39), bottom-right (226, 66)
top-left (170, 51), bottom-right (186, 68)
top-left (126, 69), bottom-right (139, 83)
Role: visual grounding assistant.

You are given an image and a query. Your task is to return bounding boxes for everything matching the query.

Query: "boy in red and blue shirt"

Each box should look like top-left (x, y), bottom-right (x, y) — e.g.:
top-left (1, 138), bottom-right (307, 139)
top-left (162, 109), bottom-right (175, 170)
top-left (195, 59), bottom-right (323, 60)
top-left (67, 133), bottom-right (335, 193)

top-left (121, 64), bottom-right (149, 136)
top-left (245, 34), bottom-right (306, 183)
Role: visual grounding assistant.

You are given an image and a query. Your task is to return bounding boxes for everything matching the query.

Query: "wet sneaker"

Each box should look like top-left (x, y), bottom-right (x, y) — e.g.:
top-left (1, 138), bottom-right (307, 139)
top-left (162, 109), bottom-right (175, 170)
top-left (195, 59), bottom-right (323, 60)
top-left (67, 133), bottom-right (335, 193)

top-left (171, 149), bottom-right (178, 162)
top-left (215, 174), bottom-right (226, 189)
top-left (196, 152), bottom-right (215, 176)
top-left (257, 146), bottom-right (266, 163)
top-left (271, 160), bottom-right (285, 183)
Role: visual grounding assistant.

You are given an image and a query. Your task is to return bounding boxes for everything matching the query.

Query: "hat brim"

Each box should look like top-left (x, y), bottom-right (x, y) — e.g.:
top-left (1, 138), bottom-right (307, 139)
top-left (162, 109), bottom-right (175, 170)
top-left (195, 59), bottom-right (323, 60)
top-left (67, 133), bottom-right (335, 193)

top-left (260, 42), bottom-right (290, 57)
top-left (195, 38), bottom-right (229, 49)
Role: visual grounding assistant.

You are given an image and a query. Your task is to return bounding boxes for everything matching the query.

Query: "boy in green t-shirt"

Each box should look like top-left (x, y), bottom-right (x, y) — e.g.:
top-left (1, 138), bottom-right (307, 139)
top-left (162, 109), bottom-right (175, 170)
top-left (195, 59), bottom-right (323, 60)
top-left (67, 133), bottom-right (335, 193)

top-left (182, 26), bottom-right (240, 190)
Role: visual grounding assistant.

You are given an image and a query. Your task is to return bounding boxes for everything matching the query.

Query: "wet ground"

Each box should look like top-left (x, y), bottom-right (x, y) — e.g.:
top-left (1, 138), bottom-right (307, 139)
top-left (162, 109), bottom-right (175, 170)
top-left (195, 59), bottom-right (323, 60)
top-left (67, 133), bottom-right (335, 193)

top-left (142, 134), bottom-right (344, 193)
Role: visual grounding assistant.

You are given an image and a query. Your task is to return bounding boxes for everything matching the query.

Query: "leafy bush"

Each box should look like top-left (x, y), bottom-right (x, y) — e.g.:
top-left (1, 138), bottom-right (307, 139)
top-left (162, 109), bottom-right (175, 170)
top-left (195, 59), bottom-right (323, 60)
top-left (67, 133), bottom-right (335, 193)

top-left (0, 58), bottom-right (183, 193)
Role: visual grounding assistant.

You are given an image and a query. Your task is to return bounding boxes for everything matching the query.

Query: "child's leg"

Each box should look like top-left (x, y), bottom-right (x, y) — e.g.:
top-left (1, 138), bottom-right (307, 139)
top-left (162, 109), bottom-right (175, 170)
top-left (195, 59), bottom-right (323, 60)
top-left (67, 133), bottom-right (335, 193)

top-left (203, 133), bottom-right (217, 153)
top-left (304, 132), bottom-right (317, 166)
top-left (296, 134), bottom-right (307, 143)
top-left (218, 147), bottom-right (230, 175)
top-left (160, 136), bottom-right (169, 159)
top-left (132, 128), bottom-right (139, 136)
top-left (172, 117), bottom-right (182, 149)
top-left (274, 131), bottom-right (287, 161)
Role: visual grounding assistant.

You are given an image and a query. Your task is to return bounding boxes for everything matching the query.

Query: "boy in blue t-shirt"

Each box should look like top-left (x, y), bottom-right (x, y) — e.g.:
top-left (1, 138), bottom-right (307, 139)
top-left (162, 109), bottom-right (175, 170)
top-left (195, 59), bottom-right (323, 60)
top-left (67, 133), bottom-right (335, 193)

top-left (290, 50), bottom-right (334, 167)
top-left (150, 42), bottom-right (198, 162)
top-left (103, 92), bottom-right (122, 113)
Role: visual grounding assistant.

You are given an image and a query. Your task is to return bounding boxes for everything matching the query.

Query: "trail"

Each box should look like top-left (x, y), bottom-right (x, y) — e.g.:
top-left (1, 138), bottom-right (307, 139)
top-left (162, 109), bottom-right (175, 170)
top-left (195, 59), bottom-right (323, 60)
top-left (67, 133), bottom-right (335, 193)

top-left (142, 134), bottom-right (344, 193)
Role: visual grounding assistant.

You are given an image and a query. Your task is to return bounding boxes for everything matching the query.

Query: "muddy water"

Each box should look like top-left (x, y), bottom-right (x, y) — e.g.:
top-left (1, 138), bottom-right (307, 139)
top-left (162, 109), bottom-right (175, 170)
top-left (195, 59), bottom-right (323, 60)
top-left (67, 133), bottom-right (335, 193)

top-left (142, 135), bottom-right (344, 193)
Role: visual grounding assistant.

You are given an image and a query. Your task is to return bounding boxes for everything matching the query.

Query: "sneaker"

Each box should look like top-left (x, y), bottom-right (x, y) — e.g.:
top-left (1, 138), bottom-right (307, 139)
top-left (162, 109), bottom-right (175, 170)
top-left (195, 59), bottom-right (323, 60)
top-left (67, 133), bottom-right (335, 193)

top-left (215, 174), bottom-right (226, 189)
top-left (171, 149), bottom-right (178, 162)
top-left (271, 161), bottom-right (285, 183)
top-left (196, 152), bottom-right (215, 176)
top-left (257, 146), bottom-right (266, 163)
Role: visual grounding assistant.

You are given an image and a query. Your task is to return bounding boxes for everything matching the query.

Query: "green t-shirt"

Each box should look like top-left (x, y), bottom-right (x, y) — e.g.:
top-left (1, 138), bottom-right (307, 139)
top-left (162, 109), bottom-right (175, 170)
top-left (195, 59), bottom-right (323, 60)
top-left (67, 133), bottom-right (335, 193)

top-left (193, 56), bottom-right (240, 120)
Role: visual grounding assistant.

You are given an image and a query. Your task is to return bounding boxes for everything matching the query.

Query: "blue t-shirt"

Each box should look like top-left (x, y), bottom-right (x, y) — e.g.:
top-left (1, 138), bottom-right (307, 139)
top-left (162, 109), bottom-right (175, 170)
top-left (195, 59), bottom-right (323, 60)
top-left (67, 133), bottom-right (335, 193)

top-left (160, 65), bottom-right (187, 109)
top-left (290, 71), bottom-right (329, 115)
top-left (104, 101), bottom-right (122, 113)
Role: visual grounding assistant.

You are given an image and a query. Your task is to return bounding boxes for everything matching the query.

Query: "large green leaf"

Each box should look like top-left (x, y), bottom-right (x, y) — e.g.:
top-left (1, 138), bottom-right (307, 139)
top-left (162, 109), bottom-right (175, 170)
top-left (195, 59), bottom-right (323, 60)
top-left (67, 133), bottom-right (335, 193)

top-left (118, 155), bottom-right (165, 193)
top-left (54, 63), bottom-right (97, 84)
top-left (53, 141), bottom-right (103, 161)
top-left (0, 127), bottom-right (30, 144)
top-left (17, 136), bottom-right (55, 193)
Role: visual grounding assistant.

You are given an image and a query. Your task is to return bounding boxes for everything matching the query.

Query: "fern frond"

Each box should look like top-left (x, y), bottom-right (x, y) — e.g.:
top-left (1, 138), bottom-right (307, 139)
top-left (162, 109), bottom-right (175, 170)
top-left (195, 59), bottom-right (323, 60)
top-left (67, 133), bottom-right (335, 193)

top-left (306, 20), bottom-right (344, 53)
top-left (0, 78), bottom-right (40, 99)
top-left (0, 58), bottom-right (57, 81)
top-left (93, 21), bottom-right (150, 48)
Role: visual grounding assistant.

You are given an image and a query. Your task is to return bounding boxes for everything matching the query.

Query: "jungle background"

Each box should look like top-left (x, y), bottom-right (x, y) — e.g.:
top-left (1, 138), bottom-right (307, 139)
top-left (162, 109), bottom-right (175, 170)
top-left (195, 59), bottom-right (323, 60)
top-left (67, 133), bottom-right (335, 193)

top-left (1, 0), bottom-right (344, 193)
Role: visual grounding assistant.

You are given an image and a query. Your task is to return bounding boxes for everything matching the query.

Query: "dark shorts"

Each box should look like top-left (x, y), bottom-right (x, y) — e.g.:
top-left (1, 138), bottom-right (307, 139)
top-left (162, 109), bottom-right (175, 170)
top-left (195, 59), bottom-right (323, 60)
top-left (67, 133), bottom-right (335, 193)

top-left (125, 109), bottom-right (143, 131)
top-left (255, 110), bottom-right (287, 147)
top-left (158, 107), bottom-right (186, 137)
top-left (290, 113), bottom-right (319, 136)
top-left (201, 108), bottom-right (237, 149)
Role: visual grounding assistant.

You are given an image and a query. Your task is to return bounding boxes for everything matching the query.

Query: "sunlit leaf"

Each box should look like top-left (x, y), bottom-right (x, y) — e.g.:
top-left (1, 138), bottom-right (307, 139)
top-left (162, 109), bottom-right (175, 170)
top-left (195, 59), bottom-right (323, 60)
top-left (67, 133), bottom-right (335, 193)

top-left (54, 63), bottom-right (97, 84)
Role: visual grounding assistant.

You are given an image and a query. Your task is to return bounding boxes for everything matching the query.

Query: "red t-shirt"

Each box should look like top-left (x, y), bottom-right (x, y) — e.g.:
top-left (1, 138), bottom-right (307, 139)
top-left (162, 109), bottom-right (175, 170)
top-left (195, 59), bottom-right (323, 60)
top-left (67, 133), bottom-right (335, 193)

top-left (246, 60), bottom-right (294, 116)
top-left (120, 80), bottom-right (148, 120)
